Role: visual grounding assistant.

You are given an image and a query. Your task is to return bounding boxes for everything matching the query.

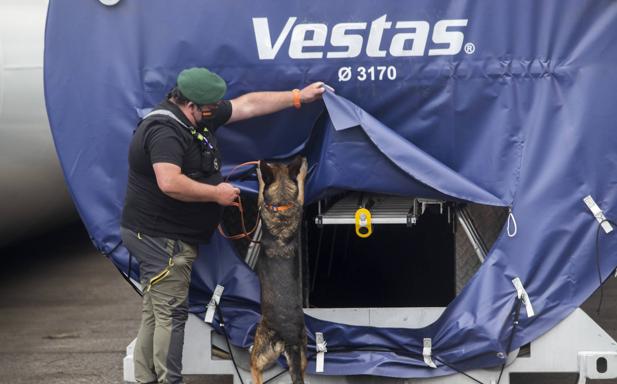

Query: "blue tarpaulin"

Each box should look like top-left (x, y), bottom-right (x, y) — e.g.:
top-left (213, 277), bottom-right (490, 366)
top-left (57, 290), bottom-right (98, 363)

top-left (45, 0), bottom-right (617, 378)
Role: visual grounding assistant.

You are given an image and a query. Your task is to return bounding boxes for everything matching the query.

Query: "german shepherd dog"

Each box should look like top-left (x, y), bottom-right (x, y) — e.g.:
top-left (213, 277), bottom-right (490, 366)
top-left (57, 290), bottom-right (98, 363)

top-left (251, 156), bottom-right (308, 384)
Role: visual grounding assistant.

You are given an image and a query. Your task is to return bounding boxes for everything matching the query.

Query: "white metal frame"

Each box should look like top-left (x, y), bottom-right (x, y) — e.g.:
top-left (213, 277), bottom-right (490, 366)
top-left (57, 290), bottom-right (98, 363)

top-left (124, 308), bottom-right (617, 384)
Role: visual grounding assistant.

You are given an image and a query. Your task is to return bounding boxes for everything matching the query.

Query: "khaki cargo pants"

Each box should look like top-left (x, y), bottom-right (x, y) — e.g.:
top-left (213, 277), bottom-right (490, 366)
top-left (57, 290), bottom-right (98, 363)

top-left (121, 227), bottom-right (198, 384)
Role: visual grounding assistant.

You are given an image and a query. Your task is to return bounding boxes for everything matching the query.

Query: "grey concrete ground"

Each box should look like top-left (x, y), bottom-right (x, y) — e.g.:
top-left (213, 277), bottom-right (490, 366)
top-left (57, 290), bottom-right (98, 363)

top-left (0, 223), bottom-right (141, 384)
top-left (0, 223), bottom-right (616, 383)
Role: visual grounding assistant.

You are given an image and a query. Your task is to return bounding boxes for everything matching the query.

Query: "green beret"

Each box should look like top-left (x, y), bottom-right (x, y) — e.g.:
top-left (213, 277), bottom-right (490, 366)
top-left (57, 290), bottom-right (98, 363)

top-left (177, 67), bottom-right (227, 105)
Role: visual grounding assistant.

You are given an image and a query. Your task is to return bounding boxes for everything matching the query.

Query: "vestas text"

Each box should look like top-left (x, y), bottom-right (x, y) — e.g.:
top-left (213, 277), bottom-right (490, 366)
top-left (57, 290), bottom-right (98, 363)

top-left (253, 15), bottom-right (469, 60)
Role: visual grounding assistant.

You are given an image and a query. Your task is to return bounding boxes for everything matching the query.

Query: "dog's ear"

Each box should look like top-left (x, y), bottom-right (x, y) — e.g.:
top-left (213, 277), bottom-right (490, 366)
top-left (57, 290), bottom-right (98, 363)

top-left (290, 157), bottom-right (308, 205)
top-left (258, 160), bottom-right (275, 186)
top-left (257, 160), bottom-right (275, 207)
top-left (287, 155), bottom-right (305, 181)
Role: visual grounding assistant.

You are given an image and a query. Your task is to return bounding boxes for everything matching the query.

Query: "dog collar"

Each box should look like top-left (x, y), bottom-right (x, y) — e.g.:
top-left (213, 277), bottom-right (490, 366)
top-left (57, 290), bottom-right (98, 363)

top-left (264, 203), bottom-right (293, 212)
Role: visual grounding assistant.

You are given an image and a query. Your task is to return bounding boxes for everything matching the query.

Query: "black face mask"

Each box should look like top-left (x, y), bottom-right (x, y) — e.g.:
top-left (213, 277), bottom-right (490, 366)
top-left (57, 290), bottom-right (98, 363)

top-left (197, 101), bottom-right (223, 128)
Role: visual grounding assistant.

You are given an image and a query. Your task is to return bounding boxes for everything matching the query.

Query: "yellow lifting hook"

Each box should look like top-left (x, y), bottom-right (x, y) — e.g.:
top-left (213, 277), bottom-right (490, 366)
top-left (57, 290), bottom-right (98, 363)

top-left (355, 207), bottom-right (373, 238)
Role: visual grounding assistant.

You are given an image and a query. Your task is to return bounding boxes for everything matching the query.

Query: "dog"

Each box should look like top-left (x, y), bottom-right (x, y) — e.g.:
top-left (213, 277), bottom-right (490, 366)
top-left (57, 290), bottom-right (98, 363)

top-left (251, 156), bottom-right (308, 384)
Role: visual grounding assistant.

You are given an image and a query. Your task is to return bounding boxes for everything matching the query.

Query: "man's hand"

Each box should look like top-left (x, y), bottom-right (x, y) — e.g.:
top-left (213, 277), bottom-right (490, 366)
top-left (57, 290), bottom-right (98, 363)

top-left (300, 82), bottom-right (328, 103)
top-left (215, 182), bottom-right (241, 206)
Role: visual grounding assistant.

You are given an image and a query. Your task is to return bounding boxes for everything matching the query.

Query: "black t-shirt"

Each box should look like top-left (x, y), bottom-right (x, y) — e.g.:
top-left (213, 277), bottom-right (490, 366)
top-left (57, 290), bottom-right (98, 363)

top-left (121, 99), bottom-right (232, 244)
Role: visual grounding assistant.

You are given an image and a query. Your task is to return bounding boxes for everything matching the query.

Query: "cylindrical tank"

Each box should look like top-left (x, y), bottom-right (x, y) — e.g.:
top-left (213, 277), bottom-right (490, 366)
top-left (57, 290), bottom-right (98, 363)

top-left (0, 0), bottom-right (76, 246)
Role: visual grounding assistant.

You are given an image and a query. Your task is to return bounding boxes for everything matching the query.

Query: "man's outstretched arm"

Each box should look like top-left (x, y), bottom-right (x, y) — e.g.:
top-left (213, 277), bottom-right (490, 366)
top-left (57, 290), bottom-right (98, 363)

top-left (227, 82), bottom-right (326, 124)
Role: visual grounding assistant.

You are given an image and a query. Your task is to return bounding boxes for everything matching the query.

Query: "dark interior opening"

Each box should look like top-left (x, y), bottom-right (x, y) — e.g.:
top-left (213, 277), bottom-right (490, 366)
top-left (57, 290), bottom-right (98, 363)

top-left (304, 202), bottom-right (455, 308)
top-left (223, 191), bottom-right (506, 309)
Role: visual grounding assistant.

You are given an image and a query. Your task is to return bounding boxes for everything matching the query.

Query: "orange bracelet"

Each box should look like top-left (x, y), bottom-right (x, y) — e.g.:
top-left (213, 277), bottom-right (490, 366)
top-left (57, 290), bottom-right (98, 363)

top-left (292, 89), bottom-right (301, 109)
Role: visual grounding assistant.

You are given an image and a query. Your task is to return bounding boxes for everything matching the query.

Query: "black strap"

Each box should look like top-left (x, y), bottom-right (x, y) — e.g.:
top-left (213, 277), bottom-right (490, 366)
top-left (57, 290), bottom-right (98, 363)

top-left (104, 240), bottom-right (143, 297)
top-left (144, 109), bottom-right (215, 149)
top-left (496, 296), bottom-right (523, 384)
top-left (214, 302), bottom-right (246, 384)
top-left (595, 218), bottom-right (617, 315)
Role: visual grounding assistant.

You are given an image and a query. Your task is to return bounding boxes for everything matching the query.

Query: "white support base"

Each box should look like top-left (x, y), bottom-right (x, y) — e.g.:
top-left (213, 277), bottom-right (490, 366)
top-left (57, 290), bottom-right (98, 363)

top-left (124, 308), bottom-right (617, 384)
top-left (123, 338), bottom-right (136, 383)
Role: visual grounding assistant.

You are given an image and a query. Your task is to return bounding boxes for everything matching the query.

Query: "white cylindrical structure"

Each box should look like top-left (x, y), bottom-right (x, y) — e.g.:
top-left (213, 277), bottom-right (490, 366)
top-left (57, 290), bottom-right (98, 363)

top-left (0, 0), bottom-right (76, 246)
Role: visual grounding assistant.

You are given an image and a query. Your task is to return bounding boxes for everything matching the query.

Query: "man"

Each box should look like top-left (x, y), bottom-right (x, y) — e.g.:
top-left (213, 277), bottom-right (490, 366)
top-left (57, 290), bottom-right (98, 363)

top-left (120, 67), bottom-right (325, 384)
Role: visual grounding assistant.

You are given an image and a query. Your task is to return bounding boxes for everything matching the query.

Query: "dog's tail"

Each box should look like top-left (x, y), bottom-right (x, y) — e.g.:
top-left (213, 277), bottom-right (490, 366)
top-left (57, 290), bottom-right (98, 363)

top-left (285, 344), bottom-right (306, 384)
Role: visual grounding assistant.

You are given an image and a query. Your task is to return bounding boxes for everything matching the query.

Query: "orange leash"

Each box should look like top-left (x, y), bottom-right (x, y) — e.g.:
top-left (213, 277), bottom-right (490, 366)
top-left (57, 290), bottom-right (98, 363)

top-left (217, 161), bottom-right (261, 242)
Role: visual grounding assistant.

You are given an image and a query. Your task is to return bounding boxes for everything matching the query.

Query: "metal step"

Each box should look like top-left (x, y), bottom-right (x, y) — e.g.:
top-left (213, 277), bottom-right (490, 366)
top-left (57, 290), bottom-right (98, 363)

top-left (315, 193), bottom-right (447, 226)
